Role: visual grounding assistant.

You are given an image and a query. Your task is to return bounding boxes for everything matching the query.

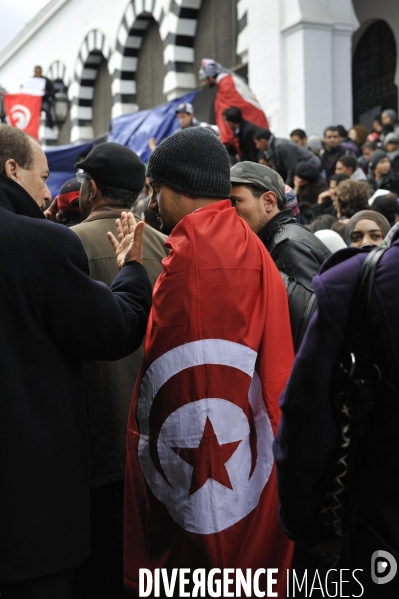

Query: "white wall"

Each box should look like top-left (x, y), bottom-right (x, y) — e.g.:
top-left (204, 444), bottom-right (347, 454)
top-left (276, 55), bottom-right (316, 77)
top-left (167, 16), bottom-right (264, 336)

top-left (245, 0), bottom-right (358, 137)
top-left (0, 0), bottom-right (129, 94)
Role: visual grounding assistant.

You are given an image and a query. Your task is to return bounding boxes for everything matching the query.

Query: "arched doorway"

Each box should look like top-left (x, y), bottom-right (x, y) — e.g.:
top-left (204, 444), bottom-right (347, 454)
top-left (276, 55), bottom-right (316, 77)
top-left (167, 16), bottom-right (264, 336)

top-left (352, 20), bottom-right (398, 126)
top-left (135, 18), bottom-right (165, 110)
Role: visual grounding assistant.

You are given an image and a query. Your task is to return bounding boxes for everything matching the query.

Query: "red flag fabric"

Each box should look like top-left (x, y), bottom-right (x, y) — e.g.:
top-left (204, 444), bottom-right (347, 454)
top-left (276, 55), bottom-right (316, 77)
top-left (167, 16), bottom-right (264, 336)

top-left (124, 200), bottom-right (294, 597)
top-left (215, 73), bottom-right (269, 147)
top-left (4, 94), bottom-right (42, 139)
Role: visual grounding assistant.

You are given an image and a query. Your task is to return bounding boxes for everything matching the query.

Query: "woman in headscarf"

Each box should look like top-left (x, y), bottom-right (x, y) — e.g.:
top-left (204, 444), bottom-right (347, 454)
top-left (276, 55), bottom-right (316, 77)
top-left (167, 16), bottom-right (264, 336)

top-left (345, 209), bottom-right (390, 247)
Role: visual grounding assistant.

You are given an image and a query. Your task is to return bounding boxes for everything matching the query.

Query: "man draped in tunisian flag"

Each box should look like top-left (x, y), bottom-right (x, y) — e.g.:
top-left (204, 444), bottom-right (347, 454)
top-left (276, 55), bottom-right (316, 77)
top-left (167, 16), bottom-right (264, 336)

top-left (124, 127), bottom-right (294, 597)
top-left (4, 94), bottom-right (42, 139)
top-left (199, 58), bottom-right (268, 148)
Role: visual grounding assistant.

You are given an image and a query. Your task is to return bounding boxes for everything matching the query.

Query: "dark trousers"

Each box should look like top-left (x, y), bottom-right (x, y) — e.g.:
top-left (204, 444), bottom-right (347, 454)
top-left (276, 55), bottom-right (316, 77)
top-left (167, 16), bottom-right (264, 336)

top-left (72, 481), bottom-right (128, 599)
top-left (41, 99), bottom-right (54, 128)
top-left (0, 570), bottom-right (73, 599)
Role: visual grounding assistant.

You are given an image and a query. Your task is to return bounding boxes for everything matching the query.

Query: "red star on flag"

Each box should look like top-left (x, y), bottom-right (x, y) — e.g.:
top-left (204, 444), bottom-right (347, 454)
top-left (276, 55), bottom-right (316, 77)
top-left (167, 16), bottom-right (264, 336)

top-left (172, 417), bottom-right (241, 496)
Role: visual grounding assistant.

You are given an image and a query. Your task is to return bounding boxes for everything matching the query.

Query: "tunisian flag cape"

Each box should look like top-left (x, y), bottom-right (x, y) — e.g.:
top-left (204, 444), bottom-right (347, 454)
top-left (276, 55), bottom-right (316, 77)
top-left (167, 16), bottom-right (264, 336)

top-left (124, 201), bottom-right (294, 596)
top-left (4, 94), bottom-right (42, 139)
top-left (215, 73), bottom-right (269, 147)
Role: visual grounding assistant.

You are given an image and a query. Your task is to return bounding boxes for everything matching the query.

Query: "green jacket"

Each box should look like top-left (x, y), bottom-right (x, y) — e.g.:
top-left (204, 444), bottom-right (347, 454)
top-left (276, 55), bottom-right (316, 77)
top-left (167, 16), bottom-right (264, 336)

top-left (71, 207), bottom-right (168, 486)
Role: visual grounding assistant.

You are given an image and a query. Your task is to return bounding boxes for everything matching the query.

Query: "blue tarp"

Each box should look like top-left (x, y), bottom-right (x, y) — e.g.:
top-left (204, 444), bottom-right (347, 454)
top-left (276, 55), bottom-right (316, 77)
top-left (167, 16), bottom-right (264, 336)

top-left (45, 141), bottom-right (94, 198)
top-left (108, 90), bottom-right (199, 163)
top-left (44, 91), bottom-right (199, 198)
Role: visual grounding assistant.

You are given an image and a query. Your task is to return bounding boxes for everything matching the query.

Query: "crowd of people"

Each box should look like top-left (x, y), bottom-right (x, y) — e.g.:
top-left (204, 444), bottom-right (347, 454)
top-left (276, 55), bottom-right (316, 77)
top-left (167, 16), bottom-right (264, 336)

top-left (1, 87), bottom-right (399, 599)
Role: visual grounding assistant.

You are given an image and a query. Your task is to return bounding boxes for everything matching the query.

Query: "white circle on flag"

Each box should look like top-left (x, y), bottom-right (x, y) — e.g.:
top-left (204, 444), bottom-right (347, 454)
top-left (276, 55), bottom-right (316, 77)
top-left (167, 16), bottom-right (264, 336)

top-left (137, 339), bottom-right (274, 534)
top-left (10, 104), bottom-right (32, 130)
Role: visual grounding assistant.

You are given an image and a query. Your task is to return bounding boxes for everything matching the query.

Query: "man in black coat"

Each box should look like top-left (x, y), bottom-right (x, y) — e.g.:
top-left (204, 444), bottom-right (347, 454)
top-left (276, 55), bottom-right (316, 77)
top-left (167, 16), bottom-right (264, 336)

top-left (222, 106), bottom-right (259, 162)
top-left (230, 161), bottom-right (331, 290)
top-left (0, 126), bottom-right (152, 598)
top-left (253, 128), bottom-right (321, 187)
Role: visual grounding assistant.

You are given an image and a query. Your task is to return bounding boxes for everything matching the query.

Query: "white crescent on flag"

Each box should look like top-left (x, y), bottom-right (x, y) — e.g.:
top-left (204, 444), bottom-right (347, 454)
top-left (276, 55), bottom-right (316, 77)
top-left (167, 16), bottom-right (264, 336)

top-left (137, 339), bottom-right (274, 535)
top-left (9, 104), bottom-right (32, 130)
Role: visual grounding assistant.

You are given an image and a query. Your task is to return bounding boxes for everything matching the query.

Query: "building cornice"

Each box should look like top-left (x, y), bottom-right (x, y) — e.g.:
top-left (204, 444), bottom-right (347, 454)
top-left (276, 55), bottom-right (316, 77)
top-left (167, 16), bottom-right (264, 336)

top-left (0, 0), bottom-right (70, 68)
top-left (281, 19), bottom-right (356, 37)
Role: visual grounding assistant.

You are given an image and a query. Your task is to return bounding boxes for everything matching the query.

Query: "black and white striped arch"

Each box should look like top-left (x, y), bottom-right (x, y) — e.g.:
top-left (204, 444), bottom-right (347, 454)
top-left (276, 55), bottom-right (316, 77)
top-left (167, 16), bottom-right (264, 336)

top-left (68, 1), bottom-right (248, 141)
top-left (70, 30), bottom-right (111, 142)
top-left (110, 0), bottom-right (201, 119)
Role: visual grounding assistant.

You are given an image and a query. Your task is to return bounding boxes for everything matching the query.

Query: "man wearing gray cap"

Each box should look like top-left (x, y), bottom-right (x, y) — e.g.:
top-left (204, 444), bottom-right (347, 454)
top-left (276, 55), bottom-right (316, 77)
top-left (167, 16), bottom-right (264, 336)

top-left (70, 142), bottom-right (168, 599)
top-left (230, 161), bottom-right (331, 290)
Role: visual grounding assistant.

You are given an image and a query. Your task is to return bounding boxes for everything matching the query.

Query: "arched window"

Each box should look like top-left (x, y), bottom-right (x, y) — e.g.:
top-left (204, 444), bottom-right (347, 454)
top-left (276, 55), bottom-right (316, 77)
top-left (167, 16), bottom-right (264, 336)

top-left (136, 18), bottom-right (165, 109)
top-left (92, 58), bottom-right (113, 141)
top-left (353, 20), bottom-right (398, 125)
top-left (194, 0), bottom-right (238, 86)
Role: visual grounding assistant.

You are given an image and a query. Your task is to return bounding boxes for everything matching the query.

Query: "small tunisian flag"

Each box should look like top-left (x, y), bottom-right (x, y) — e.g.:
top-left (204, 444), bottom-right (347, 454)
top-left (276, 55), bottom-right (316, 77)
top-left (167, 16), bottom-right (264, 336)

top-left (215, 72), bottom-right (269, 146)
top-left (4, 94), bottom-right (42, 139)
top-left (124, 201), bottom-right (295, 597)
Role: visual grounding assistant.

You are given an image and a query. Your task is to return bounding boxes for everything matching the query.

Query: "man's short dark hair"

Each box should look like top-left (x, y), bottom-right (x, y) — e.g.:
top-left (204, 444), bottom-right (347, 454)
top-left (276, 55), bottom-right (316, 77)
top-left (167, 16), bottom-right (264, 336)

top-left (337, 155), bottom-right (357, 173)
top-left (361, 140), bottom-right (378, 151)
top-left (0, 125), bottom-right (34, 173)
top-left (95, 180), bottom-right (140, 208)
top-left (222, 107), bottom-right (242, 123)
top-left (324, 126), bottom-right (339, 136)
top-left (243, 183), bottom-right (286, 211)
top-left (336, 125), bottom-right (347, 138)
top-left (290, 129), bottom-right (307, 140)
top-left (253, 128), bottom-right (272, 141)
top-left (330, 173), bottom-right (350, 184)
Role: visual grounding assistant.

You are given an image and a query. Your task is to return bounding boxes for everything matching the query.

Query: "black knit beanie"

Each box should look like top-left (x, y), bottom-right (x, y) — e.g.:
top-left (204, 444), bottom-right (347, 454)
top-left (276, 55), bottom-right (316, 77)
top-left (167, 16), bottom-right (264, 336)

top-left (147, 127), bottom-right (231, 198)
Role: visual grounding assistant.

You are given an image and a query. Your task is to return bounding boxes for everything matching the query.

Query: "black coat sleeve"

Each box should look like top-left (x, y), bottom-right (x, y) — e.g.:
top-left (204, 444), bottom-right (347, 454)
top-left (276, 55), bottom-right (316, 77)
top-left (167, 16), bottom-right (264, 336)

top-left (25, 220), bottom-right (152, 361)
top-left (273, 276), bottom-right (345, 545)
top-left (276, 143), bottom-right (298, 186)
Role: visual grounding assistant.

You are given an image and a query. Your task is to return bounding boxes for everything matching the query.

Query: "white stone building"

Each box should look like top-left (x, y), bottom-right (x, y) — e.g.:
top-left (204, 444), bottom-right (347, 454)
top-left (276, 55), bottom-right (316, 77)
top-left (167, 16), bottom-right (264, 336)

top-left (0, 0), bottom-right (397, 144)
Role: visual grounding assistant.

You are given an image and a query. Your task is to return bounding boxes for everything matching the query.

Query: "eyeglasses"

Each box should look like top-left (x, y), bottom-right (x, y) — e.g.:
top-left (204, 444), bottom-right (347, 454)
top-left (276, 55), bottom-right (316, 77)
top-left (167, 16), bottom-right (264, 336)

top-left (76, 172), bottom-right (92, 184)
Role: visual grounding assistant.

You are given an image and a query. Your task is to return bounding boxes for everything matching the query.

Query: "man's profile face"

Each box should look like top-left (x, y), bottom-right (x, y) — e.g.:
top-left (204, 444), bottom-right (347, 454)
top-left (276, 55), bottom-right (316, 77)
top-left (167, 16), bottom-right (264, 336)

top-left (34, 67), bottom-right (43, 78)
top-left (230, 185), bottom-right (268, 233)
top-left (324, 130), bottom-right (339, 150)
top-left (148, 179), bottom-right (186, 235)
top-left (335, 161), bottom-right (352, 176)
top-left (291, 135), bottom-right (307, 147)
top-left (18, 141), bottom-right (51, 208)
top-left (78, 174), bottom-right (92, 218)
top-left (363, 147), bottom-right (374, 162)
top-left (381, 112), bottom-right (393, 125)
top-left (177, 113), bottom-right (193, 129)
top-left (203, 76), bottom-right (217, 88)
top-left (254, 138), bottom-right (268, 152)
top-left (223, 117), bottom-right (237, 133)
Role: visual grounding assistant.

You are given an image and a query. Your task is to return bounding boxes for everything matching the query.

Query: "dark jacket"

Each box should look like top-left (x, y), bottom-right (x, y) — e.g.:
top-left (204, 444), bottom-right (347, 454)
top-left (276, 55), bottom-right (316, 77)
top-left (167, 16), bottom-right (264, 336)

top-left (71, 208), bottom-right (168, 487)
top-left (320, 145), bottom-right (346, 183)
top-left (257, 209), bottom-right (331, 289)
top-left (266, 136), bottom-right (321, 186)
top-left (236, 118), bottom-right (259, 162)
top-left (274, 242), bottom-right (399, 596)
top-left (368, 169), bottom-right (399, 195)
top-left (0, 174), bottom-right (152, 583)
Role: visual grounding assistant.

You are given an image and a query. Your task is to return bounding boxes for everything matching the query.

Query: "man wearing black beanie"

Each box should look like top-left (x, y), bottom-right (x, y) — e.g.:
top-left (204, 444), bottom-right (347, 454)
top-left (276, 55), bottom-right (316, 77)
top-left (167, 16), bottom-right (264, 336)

top-left (123, 127), bottom-right (295, 597)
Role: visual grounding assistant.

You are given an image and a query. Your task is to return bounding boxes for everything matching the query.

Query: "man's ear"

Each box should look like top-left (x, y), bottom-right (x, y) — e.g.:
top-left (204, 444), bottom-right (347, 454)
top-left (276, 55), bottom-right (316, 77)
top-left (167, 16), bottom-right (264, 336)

top-left (262, 191), bottom-right (277, 213)
top-left (3, 159), bottom-right (20, 182)
top-left (89, 179), bottom-right (99, 200)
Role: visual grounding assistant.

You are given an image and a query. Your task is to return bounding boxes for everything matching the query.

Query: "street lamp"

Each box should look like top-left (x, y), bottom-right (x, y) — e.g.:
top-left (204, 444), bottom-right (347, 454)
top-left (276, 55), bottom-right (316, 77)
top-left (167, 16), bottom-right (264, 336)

top-left (53, 91), bottom-right (70, 124)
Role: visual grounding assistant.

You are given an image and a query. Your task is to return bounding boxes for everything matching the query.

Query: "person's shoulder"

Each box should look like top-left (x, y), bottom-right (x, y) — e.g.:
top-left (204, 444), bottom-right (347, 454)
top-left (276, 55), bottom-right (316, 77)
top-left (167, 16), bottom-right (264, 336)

top-left (142, 223), bottom-right (168, 256)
